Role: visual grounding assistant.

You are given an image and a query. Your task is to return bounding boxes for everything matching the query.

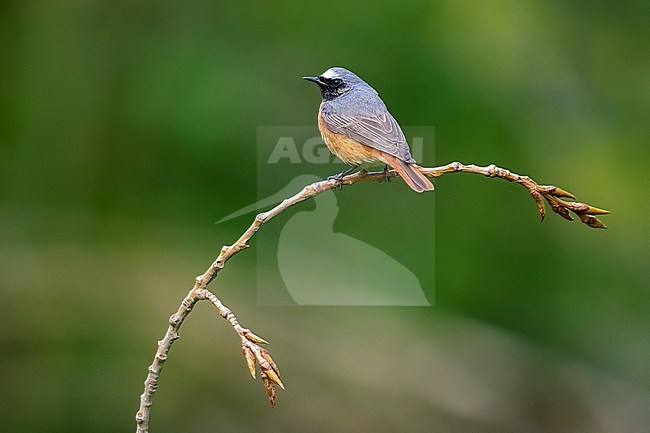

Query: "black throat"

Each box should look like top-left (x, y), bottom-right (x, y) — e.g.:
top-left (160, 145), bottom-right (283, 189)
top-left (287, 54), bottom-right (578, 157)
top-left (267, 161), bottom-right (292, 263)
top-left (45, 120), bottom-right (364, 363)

top-left (320, 86), bottom-right (339, 101)
top-left (318, 78), bottom-right (349, 101)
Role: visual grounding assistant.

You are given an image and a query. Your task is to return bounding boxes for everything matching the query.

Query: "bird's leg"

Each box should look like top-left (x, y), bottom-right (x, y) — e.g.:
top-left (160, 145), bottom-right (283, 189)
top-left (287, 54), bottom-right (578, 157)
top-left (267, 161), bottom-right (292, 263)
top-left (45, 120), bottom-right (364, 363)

top-left (327, 164), bottom-right (359, 190)
top-left (382, 164), bottom-right (391, 183)
top-left (336, 164), bottom-right (360, 178)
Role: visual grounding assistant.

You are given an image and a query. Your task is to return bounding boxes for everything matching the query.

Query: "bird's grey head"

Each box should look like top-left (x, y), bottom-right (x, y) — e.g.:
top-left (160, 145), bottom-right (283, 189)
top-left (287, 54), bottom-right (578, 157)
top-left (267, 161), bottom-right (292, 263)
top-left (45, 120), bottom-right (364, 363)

top-left (303, 67), bottom-right (370, 101)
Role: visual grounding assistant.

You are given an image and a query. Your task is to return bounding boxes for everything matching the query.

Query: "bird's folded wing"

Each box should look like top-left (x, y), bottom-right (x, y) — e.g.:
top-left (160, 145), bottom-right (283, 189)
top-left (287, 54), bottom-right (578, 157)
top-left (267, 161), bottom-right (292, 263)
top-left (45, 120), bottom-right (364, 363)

top-left (321, 111), bottom-right (415, 163)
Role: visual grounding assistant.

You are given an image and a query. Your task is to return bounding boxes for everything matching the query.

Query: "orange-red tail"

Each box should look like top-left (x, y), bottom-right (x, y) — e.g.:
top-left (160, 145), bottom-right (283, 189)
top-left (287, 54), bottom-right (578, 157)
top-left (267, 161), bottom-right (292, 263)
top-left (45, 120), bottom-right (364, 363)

top-left (384, 155), bottom-right (434, 193)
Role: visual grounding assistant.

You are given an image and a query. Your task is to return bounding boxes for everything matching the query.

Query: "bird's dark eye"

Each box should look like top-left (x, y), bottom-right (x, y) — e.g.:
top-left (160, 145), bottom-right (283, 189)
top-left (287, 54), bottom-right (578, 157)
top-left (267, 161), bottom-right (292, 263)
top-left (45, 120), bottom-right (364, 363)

top-left (332, 78), bottom-right (343, 86)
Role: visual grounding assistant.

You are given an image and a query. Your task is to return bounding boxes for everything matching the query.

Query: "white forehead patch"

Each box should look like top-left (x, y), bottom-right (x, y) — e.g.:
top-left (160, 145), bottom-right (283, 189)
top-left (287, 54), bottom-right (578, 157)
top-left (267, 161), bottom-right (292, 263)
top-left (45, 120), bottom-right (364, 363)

top-left (321, 68), bottom-right (339, 79)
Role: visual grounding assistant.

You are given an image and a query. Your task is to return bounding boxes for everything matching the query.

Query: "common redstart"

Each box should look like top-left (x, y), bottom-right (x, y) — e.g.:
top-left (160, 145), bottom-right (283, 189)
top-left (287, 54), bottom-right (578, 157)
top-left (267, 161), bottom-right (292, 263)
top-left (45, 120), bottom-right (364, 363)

top-left (303, 67), bottom-right (434, 193)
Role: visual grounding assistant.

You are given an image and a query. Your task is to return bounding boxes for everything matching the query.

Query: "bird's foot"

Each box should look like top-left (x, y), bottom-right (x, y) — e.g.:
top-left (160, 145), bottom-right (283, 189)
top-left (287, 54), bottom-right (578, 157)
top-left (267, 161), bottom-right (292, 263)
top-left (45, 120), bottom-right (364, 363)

top-left (327, 172), bottom-right (346, 190)
top-left (382, 164), bottom-right (392, 183)
top-left (327, 165), bottom-right (359, 190)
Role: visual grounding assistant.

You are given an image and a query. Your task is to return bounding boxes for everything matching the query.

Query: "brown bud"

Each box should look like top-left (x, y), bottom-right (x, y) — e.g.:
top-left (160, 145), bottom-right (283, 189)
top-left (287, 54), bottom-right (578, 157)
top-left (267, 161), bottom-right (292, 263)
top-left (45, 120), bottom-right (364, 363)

top-left (552, 205), bottom-right (574, 221)
top-left (530, 190), bottom-right (546, 221)
top-left (262, 351), bottom-right (280, 376)
top-left (264, 368), bottom-right (285, 390)
top-left (579, 214), bottom-right (608, 229)
top-left (254, 349), bottom-right (271, 370)
top-left (262, 373), bottom-right (276, 407)
top-left (588, 206), bottom-right (611, 215)
top-left (552, 187), bottom-right (576, 200)
top-left (245, 331), bottom-right (269, 345)
top-left (568, 202), bottom-right (590, 213)
top-left (242, 345), bottom-right (256, 380)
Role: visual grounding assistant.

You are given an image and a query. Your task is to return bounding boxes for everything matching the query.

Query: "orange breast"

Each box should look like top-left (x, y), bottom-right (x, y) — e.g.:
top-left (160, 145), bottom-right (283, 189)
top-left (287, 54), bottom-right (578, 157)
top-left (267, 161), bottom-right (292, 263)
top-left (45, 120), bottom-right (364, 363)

top-left (318, 109), bottom-right (386, 166)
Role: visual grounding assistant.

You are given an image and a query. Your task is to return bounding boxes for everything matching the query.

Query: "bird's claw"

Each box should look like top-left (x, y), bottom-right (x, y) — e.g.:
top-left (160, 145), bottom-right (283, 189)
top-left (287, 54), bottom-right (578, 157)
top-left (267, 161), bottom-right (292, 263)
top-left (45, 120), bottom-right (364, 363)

top-left (382, 165), bottom-right (391, 183)
top-left (327, 173), bottom-right (345, 190)
top-left (327, 165), bottom-right (362, 190)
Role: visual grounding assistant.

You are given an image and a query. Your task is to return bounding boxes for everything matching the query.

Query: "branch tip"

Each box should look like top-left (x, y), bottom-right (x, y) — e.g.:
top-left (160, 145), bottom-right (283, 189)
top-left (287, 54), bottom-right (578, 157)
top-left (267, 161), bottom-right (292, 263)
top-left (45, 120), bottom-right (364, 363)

top-left (587, 206), bottom-right (611, 215)
top-left (265, 368), bottom-right (285, 390)
top-left (245, 330), bottom-right (269, 345)
top-left (261, 373), bottom-right (277, 407)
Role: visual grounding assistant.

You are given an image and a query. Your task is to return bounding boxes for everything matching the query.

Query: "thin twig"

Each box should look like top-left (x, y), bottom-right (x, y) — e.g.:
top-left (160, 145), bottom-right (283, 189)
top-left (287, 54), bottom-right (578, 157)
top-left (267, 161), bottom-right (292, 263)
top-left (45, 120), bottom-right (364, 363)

top-left (135, 161), bottom-right (609, 432)
top-left (422, 162), bottom-right (610, 228)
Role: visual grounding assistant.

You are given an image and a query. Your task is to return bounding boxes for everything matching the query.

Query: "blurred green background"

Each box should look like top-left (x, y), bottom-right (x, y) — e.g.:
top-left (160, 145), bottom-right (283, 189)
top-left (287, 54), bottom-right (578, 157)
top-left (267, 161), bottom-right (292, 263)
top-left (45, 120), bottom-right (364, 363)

top-left (1, 0), bottom-right (648, 431)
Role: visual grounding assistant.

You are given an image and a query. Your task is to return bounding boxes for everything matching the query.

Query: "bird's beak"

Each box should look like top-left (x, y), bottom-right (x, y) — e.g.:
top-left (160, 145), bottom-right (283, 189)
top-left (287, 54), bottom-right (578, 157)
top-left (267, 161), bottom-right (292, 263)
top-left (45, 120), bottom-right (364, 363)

top-left (302, 76), bottom-right (322, 85)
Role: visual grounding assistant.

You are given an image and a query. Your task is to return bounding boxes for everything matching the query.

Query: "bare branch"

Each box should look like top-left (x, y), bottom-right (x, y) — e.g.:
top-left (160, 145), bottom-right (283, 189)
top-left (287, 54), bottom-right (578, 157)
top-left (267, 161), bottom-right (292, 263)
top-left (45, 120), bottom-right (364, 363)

top-left (135, 161), bottom-right (609, 432)
top-left (135, 294), bottom-right (198, 433)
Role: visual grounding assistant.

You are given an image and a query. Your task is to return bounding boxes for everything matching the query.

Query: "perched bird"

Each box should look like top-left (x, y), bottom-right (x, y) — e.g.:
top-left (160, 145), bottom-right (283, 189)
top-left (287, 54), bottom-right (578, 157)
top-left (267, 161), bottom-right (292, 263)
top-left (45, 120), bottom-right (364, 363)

top-left (303, 67), bottom-right (434, 192)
